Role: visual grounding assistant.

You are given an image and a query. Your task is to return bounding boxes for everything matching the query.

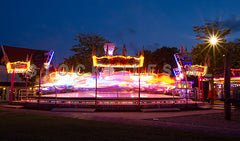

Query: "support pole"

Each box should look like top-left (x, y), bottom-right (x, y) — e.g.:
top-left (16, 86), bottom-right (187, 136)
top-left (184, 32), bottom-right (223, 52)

top-left (198, 75), bottom-right (201, 101)
top-left (25, 77), bottom-right (28, 102)
top-left (95, 66), bottom-right (98, 107)
top-left (210, 71), bottom-right (215, 105)
top-left (138, 67), bottom-right (140, 108)
top-left (55, 86), bottom-right (57, 105)
top-left (186, 81), bottom-right (188, 105)
top-left (10, 71), bottom-right (15, 103)
top-left (38, 68), bottom-right (42, 104)
top-left (201, 74), bottom-right (204, 102)
top-left (224, 48), bottom-right (232, 120)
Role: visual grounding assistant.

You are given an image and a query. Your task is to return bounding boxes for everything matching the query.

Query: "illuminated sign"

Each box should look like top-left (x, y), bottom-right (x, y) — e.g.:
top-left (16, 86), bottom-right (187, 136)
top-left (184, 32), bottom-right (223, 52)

top-left (92, 55), bottom-right (144, 68)
top-left (185, 65), bottom-right (207, 76)
top-left (6, 61), bottom-right (30, 73)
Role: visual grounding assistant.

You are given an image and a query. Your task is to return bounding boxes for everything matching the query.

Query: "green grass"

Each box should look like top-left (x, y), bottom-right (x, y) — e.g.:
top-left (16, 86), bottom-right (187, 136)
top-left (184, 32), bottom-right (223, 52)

top-left (0, 113), bottom-right (239, 141)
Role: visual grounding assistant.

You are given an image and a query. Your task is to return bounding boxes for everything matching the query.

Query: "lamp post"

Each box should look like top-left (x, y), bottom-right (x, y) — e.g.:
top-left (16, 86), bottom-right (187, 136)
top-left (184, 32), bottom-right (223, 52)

top-left (224, 44), bottom-right (233, 120)
top-left (209, 35), bottom-right (232, 120)
top-left (208, 35), bottom-right (221, 105)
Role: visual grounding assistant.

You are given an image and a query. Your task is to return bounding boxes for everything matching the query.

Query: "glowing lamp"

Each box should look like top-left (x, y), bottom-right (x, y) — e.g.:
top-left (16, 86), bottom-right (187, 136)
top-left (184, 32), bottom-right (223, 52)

top-left (210, 36), bottom-right (218, 45)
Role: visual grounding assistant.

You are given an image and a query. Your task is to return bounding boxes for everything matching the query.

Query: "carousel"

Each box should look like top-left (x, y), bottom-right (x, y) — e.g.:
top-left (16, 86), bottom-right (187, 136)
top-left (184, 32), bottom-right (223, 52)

top-left (15, 43), bottom-right (203, 110)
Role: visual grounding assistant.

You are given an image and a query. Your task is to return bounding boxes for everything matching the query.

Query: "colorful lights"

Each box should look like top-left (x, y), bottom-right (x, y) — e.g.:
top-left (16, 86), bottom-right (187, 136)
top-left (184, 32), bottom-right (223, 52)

top-left (203, 77), bottom-right (240, 85)
top-left (6, 61), bottom-right (30, 73)
top-left (173, 54), bottom-right (184, 80)
top-left (42, 70), bottom-right (176, 94)
top-left (185, 65), bottom-right (207, 76)
top-left (104, 43), bottom-right (115, 56)
top-left (48, 71), bottom-right (80, 86)
top-left (24, 97), bottom-right (195, 105)
top-left (44, 50), bottom-right (54, 69)
top-left (40, 43), bottom-right (176, 95)
top-left (92, 55), bottom-right (144, 68)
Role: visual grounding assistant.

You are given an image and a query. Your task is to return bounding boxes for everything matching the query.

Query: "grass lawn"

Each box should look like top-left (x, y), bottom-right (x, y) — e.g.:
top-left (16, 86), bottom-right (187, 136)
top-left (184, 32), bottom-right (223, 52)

top-left (0, 113), bottom-right (239, 141)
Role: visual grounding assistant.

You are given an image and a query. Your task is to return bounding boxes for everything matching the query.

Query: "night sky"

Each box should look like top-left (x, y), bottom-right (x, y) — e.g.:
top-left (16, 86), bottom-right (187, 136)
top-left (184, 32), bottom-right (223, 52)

top-left (1, 0), bottom-right (240, 65)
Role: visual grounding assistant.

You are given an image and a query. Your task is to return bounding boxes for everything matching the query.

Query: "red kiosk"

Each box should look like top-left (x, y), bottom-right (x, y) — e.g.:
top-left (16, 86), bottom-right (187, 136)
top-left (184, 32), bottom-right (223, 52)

top-left (6, 61), bottom-right (30, 102)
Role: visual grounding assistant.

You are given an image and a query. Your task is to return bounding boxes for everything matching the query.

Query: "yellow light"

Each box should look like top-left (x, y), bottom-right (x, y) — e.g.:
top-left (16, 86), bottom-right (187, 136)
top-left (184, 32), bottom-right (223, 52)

top-left (92, 55), bottom-right (144, 68)
top-left (6, 61), bottom-right (30, 73)
top-left (209, 36), bottom-right (218, 45)
top-left (185, 65), bottom-right (207, 76)
top-left (206, 33), bottom-right (223, 49)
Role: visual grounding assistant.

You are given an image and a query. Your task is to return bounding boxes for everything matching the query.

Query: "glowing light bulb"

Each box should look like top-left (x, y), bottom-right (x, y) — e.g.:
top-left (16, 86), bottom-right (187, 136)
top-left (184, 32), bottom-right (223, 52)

top-left (210, 36), bottom-right (218, 45)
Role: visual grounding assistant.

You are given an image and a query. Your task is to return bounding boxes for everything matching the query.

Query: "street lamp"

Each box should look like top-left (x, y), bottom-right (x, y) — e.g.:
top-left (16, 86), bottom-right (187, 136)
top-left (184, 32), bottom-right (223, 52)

top-left (209, 36), bottom-right (218, 46)
top-left (207, 33), bottom-right (222, 46)
top-left (224, 47), bottom-right (232, 120)
top-left (207, 35), bottom-right (221, 105)
top-left (208, 34), bottom-right (232, 120)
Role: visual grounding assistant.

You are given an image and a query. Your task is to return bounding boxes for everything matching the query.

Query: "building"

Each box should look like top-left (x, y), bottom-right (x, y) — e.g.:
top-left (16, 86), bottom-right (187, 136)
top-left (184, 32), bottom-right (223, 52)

top-left (0, 45), bottom-right (54, 101)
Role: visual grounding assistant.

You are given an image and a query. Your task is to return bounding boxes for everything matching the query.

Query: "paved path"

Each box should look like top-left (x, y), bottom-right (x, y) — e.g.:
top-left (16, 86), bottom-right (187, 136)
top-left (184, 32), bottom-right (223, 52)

top-left (1, 104), bottom-right (240, 138)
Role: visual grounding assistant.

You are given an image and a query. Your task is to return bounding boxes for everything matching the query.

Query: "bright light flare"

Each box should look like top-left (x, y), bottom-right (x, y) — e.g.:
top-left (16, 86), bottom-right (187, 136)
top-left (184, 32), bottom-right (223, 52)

top-left (200, 31), bottom-right (225, 57)
top-left (209, 36), bottom-right (218, 45)
top-left (207, 34), bottom-right (222, 48)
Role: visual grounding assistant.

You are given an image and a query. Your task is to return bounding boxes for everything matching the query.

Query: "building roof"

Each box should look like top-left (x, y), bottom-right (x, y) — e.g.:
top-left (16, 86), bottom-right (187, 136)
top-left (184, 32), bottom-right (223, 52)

top-left (0, 45), bottom-right (53, 69)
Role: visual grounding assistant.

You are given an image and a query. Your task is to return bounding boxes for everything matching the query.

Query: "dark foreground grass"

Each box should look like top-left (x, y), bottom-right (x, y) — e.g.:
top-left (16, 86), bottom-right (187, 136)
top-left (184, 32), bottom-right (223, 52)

top-left (0, 113), bottom-right (238, 141)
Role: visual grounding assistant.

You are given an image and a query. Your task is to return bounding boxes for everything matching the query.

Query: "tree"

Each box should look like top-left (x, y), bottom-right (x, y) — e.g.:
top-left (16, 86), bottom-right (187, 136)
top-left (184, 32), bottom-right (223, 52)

top-left (192, 22), bottom-right (230, 72)
top-left (141, 47), bottom-right (179, 75)
top-left (231, 40), bottom-right (240, 69)
top-left (64, 33), bottom-right (110, 72)
top-left (18, 71), bottom-right (38, 87)
top-left (141, 49), bottom-right (152, 72)
top-left (192, 22), bottom-right (240, 105)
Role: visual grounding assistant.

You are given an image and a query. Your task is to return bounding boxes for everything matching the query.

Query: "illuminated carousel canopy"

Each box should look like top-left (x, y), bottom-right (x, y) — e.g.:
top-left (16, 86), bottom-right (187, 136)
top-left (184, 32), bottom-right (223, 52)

top-left (93, 55), bottom-right (144, 68)
top-left (92, 43), bottom-right (144, 68)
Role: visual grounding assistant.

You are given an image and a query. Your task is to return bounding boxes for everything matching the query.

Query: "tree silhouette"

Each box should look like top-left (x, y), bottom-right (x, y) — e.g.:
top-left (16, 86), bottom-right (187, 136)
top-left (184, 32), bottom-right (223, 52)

top-left (63, 33), bottom-right (110, 72)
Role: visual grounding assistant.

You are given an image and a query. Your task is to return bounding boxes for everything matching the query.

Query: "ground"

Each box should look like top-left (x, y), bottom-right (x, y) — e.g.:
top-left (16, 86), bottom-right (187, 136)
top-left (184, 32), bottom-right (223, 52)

top-left (0, 103), bottom-right (240, 141)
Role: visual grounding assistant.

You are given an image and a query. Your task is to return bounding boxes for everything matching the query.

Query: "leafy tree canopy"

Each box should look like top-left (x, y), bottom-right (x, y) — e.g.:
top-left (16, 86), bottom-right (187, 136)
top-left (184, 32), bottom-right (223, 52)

top-left (191, 22), bottom-right (240, 76)
top-left (141, 47), bottom-right (179, 75)
top-left (63, 33), bottom-right (110, 72)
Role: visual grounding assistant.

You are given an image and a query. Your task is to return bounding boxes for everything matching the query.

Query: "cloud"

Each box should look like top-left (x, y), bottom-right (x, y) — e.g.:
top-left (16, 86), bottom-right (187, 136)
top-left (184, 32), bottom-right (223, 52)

top-left (146, 42), bottom-right (160, 49)
top-left (113, 27), bottom-right (136, 40)
top-left (221, 15), bottom-right (240, 32)
top-left (127, 28), bottom-right (136, 34)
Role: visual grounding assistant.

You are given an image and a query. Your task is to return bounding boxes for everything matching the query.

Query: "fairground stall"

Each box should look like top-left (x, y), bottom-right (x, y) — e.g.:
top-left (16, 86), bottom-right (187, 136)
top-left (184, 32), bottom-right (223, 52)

top-left (202, 69), bottom-right (240, 100)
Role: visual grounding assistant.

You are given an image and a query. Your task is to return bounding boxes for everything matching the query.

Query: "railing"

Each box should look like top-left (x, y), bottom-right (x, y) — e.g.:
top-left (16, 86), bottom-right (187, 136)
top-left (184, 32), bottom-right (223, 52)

top-left (20, 87), bottom-right (200, 107)
top-left (18, 89), bottom-right (36, 101)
